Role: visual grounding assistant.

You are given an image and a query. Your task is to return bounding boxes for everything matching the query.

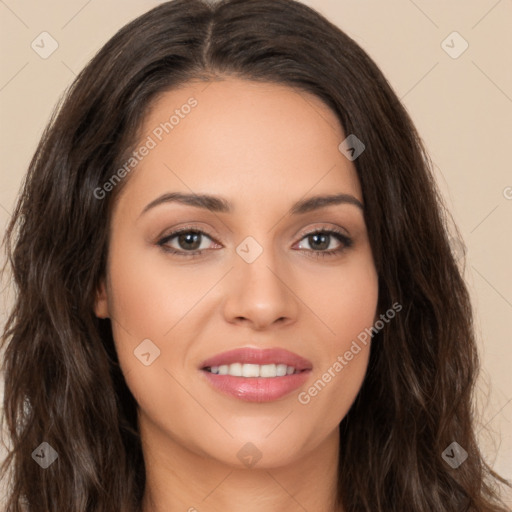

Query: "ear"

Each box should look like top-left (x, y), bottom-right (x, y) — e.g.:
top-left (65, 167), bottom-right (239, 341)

top-left (94, 277), bottom-right (110, 319)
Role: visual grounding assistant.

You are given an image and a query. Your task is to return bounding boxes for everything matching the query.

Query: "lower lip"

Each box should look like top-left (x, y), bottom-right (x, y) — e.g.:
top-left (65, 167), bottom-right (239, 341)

top-left (200, 369), bottom-right (311, 402)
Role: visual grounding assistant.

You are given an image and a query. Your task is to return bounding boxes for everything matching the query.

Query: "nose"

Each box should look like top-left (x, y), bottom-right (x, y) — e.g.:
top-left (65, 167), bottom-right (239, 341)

top-left (222, 241), bottom-right (300, 331)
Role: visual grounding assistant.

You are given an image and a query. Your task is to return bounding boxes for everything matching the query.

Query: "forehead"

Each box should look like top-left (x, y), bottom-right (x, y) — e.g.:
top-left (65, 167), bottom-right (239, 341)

top-left (117, 77), bottom-right (362, 214)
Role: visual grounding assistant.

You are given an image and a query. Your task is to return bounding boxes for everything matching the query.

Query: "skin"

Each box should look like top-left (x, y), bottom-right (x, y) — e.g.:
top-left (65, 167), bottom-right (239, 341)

top-left (95, 77), bottom-right (379, 512)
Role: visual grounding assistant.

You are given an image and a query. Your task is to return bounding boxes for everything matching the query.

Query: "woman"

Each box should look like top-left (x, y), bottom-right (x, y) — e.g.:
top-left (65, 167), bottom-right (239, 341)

top-left (1, 0), bottom-right (510, 510)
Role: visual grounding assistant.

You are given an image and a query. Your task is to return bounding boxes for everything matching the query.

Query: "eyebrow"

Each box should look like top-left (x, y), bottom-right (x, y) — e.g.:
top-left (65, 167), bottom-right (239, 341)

top-left (139, 191), bottom-right (364, 218)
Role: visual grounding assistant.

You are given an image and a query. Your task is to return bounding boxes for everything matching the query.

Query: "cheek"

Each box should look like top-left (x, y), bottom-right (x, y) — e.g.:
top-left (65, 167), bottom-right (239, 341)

top-left (295, 253), bottom-right (378, 416)
top-left (104, 243), bottom-right (219, 420)
top-left (298, 250), bottom-right (379, 350)
top-left (106, 236), bottom-right (216, 338)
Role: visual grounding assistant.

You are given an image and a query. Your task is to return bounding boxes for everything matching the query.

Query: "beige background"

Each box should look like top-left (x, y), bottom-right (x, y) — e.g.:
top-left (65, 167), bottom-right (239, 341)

top-left (1, 0), bottom-right (511, 505)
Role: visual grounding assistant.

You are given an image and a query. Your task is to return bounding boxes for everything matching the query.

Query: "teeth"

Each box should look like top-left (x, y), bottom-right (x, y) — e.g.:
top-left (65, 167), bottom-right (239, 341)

top-left (229, 362), bottom-right (242, 376)
top-left (243, 363), bottom-right (260, 377)
top-left (276, 364), bottom-right (287, 377)
top-left (208, 363), bottom-right (299, 377)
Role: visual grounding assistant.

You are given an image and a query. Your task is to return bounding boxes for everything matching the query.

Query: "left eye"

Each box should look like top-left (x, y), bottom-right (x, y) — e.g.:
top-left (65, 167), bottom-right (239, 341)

top-left (296, 231), bottom-right (344, 252)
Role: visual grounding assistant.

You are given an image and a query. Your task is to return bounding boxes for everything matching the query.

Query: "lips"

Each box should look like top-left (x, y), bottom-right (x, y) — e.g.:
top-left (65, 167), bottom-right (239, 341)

top-left (199, 347), bottom-right (313, 371)
top-left (198, 347), bottom-right (313, 402)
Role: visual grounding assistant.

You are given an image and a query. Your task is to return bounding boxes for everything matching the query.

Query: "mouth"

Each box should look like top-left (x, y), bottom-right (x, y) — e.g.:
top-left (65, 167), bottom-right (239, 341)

top-left (203, 363), bottom-right (306, 377)
top-left (199, 347), bottom-right (312, 402)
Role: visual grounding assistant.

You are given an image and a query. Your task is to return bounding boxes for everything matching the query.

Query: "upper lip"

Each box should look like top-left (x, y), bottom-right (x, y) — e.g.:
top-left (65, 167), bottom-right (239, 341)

top-left (199, 347), bottom-right (313, 371)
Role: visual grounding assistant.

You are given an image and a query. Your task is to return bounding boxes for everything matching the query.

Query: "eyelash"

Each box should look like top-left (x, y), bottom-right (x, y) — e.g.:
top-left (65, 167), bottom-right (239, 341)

top-left (156, 225), bottom-right (353, 260)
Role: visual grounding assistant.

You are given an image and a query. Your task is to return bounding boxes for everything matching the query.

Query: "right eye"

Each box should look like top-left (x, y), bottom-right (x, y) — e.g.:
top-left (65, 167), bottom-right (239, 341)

top-left (157, 227), bottom-right (221, 257)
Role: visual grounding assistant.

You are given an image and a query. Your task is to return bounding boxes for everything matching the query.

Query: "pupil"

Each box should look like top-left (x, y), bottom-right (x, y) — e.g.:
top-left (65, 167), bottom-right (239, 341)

top-left (310, 233), bottom-right (329, 250)
top-left (179, 232), bottom-right (201, 250)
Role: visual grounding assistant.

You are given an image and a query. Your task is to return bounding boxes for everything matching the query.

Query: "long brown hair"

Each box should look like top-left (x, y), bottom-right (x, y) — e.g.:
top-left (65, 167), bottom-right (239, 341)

top-left (1, 0), bottom-right (510, 510)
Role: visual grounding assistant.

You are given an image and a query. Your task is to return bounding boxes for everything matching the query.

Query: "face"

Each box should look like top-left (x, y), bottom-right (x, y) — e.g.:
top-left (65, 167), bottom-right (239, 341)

top-left (95, 77), bottom-right (379, 469)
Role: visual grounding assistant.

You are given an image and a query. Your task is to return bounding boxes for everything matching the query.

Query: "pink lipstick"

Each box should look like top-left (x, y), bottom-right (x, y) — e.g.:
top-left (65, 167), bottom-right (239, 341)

top-left (199, 347), bottom-right (312, 402)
